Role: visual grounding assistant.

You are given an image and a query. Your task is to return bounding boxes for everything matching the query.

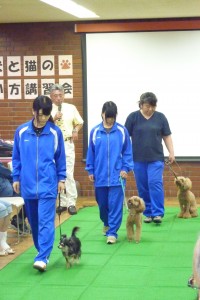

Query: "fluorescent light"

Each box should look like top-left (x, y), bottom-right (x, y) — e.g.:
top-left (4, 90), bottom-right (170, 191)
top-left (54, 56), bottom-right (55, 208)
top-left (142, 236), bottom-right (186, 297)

top-left (40, 0), bottom-right (99, 19)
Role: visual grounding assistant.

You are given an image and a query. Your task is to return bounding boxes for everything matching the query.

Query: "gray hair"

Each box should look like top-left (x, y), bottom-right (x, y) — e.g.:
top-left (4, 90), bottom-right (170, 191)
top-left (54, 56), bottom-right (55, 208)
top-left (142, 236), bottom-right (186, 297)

top-left (49, 84), bottom-right (64, 94)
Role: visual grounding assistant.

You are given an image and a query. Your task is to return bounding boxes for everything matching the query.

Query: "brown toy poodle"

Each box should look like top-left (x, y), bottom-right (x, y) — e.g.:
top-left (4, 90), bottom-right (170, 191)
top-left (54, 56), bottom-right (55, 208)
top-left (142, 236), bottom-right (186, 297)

top-left (174, 176), bottom-right (198, 218)
top-left (126, 196), bottom-right (145, 243)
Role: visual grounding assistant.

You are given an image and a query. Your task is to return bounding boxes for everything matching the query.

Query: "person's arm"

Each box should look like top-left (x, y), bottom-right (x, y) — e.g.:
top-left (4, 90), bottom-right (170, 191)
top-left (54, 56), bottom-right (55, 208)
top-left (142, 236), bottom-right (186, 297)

top-left (163, 135), bottom-right (175, 163)
top-left (72, 123), bottom-right (83, 141)
top-left (13, 181), bottom-right (20, 194)
top-left (85, 129), bottom-right (95, 181)
top-left (12, 128), bottom-right (22, 188)
top-left (55, 129), bottom-right (67, 183)
top-left (121, 127), bottom-right (134, 175)
top-left (72, 106), bottom-right (84, 141)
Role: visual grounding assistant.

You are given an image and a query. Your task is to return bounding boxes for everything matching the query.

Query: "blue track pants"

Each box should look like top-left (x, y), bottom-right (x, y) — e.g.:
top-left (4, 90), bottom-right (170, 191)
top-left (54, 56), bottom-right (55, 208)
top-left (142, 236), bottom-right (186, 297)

top-left (24, 197), bottom-right (56, 264)
top-left (134, 161), bottom-right (165, 218)
top-left (95, 186), bottom-right (124, 239)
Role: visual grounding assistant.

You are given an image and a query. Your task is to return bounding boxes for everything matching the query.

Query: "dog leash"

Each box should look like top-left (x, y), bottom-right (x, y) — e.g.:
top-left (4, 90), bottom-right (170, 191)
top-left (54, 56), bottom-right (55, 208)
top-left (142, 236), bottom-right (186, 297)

top-left (164, 160), bottom-right (181, 179)
top-left (119, 176), bottom-right (129, 213)
top-left (57, 193), bottom-right (62, 238)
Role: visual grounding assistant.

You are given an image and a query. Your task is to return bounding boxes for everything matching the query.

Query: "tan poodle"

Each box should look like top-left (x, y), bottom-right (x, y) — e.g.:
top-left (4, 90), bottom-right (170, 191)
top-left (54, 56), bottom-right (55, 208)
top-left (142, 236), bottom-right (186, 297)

top-left (174, 176), bottom-right (198, 218)
top-left (126, 196), bottom-right (145, 243)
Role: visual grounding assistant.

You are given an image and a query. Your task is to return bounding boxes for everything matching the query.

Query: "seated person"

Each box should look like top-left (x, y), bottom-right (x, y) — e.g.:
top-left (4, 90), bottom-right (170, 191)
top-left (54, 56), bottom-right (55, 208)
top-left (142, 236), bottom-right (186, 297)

top-left (0, 199), bottom-right (15, 255)
top-left (0, 162), bottom-right (29, 233)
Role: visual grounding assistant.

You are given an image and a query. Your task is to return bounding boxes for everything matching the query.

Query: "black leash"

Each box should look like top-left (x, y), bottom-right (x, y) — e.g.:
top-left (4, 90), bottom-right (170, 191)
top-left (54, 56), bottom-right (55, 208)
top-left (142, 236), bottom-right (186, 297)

top-left (57, 193), bottom-right (62, 238)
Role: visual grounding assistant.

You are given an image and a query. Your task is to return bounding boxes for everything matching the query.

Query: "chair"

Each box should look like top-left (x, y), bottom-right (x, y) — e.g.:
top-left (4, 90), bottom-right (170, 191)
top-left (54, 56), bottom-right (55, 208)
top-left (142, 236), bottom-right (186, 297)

top-left (0, 196), bottom-right (25, 244)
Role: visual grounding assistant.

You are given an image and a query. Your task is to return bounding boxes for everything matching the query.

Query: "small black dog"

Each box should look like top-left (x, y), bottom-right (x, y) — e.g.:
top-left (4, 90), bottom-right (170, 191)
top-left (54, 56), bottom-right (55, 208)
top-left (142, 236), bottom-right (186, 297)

top-left (58, 226), bottom-right (81, 268)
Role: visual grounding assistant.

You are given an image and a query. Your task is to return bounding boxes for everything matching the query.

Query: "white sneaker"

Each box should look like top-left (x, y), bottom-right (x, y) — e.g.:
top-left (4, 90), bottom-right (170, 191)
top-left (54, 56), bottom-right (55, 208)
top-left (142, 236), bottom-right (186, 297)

top-left (107, 236), bottom-right (117, 244)
top-left (33, 261), bottom-right (46, 272)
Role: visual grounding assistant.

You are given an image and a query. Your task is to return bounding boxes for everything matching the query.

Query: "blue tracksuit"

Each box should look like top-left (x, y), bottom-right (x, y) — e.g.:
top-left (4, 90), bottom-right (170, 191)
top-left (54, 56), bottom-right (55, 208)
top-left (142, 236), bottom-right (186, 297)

top-left (86, 121), bottom-right (133, 238)
top-left (12, 120), bottom-right (66, 263)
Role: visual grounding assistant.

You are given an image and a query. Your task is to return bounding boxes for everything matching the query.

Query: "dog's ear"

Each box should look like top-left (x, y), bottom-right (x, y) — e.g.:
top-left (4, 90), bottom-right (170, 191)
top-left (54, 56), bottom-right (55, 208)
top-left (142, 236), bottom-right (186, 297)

top-left (138, 198), bottom-right (145, 212)
top-left (185, 177), bottom-right (192, 189)
top-left (174, 177), bottom-right (180, 184)
top-left (127, 196), bottom-right (133, 202)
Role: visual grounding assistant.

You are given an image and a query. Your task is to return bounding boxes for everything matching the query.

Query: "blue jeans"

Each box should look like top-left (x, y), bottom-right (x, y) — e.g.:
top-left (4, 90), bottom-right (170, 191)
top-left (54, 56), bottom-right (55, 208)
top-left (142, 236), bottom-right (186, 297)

top-left (0, 177), bottom-right (13, 197)
top-left (134, 161), bottom-right (165, 218)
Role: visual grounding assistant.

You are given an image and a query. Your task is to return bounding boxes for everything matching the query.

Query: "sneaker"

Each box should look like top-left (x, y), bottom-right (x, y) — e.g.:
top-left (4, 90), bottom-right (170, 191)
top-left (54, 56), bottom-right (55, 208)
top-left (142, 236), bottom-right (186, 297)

top-left (107, 236), bottom-right (117, 244)
top-left (103, 226), bottom-right (109, 235)
top-left (153, 216), bottom-right (162, 224)
top-left (33, 261), bottom-right (46, 272)
top-left (144, 217), bottom-right (152, 223)
top-left (10, 215), bottom-right (30, 234)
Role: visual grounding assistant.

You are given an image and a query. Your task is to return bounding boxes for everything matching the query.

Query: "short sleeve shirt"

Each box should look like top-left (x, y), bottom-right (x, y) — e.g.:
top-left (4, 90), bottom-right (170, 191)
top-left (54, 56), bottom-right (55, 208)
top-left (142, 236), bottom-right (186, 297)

top-left (125, 110), bottom-right (171, 162)
top-left (52, 103), bottom-right (84, 138)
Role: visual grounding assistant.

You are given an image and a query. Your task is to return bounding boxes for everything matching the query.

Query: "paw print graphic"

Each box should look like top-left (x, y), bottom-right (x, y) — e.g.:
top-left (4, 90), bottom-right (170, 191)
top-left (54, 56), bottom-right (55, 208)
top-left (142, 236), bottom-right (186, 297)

top-left (61, 59), bottom-right (71, 69)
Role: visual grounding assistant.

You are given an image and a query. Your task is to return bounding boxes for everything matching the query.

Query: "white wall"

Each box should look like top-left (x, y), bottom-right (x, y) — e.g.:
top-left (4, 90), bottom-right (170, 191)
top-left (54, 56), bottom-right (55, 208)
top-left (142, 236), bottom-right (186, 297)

top-left (86, 31), bottom-right (200, 158)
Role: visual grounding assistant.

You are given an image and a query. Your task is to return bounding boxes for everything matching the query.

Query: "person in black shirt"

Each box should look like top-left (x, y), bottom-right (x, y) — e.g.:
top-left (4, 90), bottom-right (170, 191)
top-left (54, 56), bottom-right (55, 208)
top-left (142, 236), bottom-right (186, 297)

top-left (125, 92), bottom-right (175, 224)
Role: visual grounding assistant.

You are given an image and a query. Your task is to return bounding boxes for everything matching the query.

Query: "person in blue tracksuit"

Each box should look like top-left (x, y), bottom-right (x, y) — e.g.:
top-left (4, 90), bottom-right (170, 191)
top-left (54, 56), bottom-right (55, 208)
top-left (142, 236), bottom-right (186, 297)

top-left (125, 92), bottom-right (175, 224)
top-left (12, 95), bottom-right (66, 272)
top-left (85, 101), bottom-right (134, 244)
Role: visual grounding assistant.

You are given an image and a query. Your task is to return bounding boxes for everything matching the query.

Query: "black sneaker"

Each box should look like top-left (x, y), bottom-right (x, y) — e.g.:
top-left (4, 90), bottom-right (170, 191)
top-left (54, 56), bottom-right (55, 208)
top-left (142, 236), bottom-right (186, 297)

top-left (56, 206), bottom-right (67, 214)
top-left (10, 215), bottom-right (30, 234)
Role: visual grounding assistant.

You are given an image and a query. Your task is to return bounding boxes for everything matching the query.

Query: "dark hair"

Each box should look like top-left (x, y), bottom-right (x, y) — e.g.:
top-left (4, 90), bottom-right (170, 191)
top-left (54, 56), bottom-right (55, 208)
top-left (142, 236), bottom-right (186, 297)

top-left (33, 95), bottom-right (52, 116)
top-left (33, 95), bottom-right (54, 123)
top-left (138, 92), bottom-right (157, 108)
top-left (102, 101), bottom-right (118, 120)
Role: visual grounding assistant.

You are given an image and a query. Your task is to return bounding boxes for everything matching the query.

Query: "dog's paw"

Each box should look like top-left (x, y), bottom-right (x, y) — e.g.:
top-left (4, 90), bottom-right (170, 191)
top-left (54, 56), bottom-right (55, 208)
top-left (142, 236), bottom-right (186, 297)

top-left (177, 213), bottom-right (183, 218)
top-left (183, 214), bottom-right (192, 219)
top-left (191, 213), bottom-right (198, 218)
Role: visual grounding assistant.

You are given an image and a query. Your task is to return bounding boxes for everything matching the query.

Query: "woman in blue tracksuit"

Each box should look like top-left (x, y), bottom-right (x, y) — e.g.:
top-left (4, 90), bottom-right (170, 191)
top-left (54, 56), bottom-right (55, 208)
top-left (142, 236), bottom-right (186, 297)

top-left (85, 101), bottom-right (134, 244)
top-left (12, 95), bottom-right (66, 272)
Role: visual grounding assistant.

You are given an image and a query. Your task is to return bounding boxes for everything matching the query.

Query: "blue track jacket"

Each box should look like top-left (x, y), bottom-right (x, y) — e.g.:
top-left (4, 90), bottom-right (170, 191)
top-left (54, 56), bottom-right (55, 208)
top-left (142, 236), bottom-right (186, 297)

top-left (12, 120), bottom-right (66, 199)
top-left (85, 122), bottom-right (134, 187)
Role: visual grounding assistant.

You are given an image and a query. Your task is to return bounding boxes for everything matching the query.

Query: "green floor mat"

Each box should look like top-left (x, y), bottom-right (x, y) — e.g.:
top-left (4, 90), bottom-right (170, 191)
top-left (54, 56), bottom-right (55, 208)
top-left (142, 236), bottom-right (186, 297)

top-left (0, 206), bottom-right (199, 300)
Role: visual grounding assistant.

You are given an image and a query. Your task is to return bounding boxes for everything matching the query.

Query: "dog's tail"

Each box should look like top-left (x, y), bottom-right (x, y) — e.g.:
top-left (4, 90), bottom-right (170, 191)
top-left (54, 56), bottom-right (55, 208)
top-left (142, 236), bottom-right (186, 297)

top-left (71, 226), bottom-right (80, 237)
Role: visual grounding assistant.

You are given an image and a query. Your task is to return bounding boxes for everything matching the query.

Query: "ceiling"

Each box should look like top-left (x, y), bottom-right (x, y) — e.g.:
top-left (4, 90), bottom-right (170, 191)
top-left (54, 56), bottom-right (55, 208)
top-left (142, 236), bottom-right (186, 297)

top-left (0, 0), bottom-right (200, 24)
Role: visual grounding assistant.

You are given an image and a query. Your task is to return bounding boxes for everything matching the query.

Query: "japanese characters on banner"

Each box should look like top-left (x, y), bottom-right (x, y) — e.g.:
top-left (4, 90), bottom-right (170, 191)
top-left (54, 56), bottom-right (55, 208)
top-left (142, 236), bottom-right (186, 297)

top-left (0, 55), bottom-right (73, 100)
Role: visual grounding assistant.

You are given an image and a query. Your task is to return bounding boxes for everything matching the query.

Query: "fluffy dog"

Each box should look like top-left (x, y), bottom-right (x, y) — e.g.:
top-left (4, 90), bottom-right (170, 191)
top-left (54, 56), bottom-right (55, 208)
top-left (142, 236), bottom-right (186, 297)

top-left (58, 226), bottom-right (81, 268)
top-left (174, 176), bottom-right (198, 218)
top-left (126, 196), bottom-right (145, 243)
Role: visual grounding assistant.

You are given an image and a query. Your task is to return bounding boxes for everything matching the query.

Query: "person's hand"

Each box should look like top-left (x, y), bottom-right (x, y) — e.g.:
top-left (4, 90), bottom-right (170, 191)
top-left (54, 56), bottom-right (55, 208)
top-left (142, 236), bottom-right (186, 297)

top-left (58, 181), bottom-right (65, 193)
top-left (168, 154), bottom-right (175, 164)
top-left (54, 112), bottom-right (63, 121)
top-left (88, 174), bottom-right (94, 182)
top-left (120, 170), bottom-right (127, 179)
top-left (13, 181), bottom-right (20, 194)
top-left (72, 129), bottom-right (78, 141)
